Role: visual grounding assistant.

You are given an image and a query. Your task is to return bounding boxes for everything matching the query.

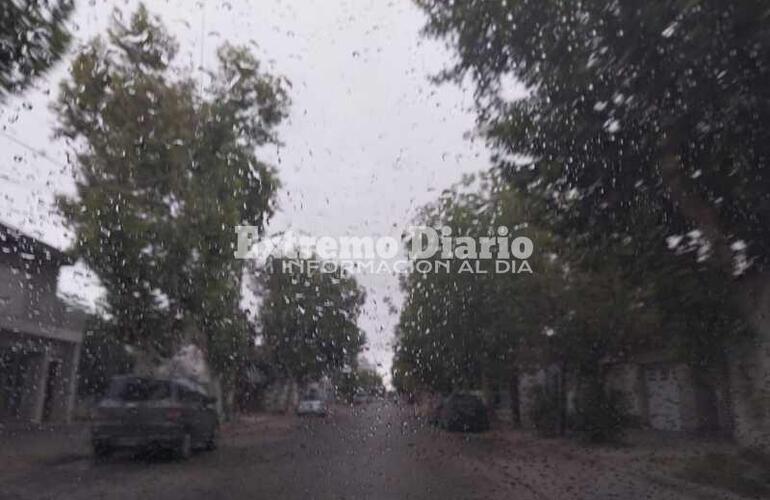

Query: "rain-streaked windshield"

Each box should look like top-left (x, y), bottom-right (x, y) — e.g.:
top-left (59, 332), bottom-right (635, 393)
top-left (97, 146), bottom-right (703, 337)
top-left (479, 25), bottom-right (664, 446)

top-left (1, 1), bottom-right (769, 499)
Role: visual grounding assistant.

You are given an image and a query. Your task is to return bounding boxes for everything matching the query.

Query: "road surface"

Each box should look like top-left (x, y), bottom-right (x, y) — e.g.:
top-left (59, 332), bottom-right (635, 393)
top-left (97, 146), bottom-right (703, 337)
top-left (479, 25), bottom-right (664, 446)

top-left (1, 402), bottom-right (494, 500)
top-left (0, 401), bottom-right (733, 500)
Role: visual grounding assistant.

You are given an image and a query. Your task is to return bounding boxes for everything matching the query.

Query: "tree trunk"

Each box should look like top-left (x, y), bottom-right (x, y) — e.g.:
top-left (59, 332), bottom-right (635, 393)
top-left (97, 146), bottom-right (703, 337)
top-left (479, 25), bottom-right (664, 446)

top-left (558, 361), bottom-right (568, 436)
top-left (510, 367), bottom-right (521, 428)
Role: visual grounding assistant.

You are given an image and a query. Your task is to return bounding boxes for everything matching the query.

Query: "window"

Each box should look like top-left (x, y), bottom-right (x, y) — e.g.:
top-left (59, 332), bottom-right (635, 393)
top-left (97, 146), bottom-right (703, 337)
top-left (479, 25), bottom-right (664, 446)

top-left (107, 378), bottom-right (171, 402)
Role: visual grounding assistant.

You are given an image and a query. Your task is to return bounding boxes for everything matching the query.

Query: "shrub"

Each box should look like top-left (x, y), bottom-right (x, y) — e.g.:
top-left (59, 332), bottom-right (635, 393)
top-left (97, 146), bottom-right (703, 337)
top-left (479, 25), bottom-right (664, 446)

top-left (570, 381), bottom-right (629, 443)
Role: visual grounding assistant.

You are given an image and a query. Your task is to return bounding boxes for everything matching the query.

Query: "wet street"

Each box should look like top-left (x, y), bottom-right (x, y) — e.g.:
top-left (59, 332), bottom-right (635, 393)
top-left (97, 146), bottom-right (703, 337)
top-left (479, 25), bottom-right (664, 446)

top-left (1, 402), bottom-right (492, 500)
top-left (0, 401), bottom-right (740, 500)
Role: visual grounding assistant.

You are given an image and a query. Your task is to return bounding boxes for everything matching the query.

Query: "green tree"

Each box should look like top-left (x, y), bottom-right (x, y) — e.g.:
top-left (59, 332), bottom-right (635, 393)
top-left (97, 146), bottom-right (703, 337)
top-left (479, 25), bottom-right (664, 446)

top-left (394, 172), bottom-right (555, 395)
top-left (356, 368), bottom-right (385, 396)
top-left (337, 367), bottom-right (384, 401)
top-left (77, 316), bottom-right (134, 398)
top-left (394, 171), bottom-right (667, 438)
top-left (416, 0), bottom-right (770, 276)
top-left (391, 342), bottom-right (422, 398)
top-left (0, 0), bottom-right (73, 100)
top-left (55, 6), bottom-right (288, 382)
top-left (415, 0), bottom-right (755, 415)
top-left (253, 257), bottom-right (367, 383)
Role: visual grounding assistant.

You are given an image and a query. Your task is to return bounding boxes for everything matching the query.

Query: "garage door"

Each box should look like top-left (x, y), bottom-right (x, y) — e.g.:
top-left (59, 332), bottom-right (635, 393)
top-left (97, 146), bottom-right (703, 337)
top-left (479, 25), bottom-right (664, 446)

top-left (644, 365), bottom-right (682, 431)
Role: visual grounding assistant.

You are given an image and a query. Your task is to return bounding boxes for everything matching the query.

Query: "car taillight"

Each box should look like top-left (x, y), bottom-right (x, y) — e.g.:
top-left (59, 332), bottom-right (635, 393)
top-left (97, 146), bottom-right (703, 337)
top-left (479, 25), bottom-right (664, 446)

top-left (166, 408), bottom-right (182, 421)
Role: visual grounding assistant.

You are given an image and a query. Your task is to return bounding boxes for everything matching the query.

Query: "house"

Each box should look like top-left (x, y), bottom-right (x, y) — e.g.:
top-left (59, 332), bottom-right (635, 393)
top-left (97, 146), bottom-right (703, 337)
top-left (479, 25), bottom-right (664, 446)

top-left (604, 276), bottom-right (770, 448)
top-left (236, 346), bottom-right (299, 413)
top-left (518, 364), bottom-right (564, 430)
top-left (517, 354), bottom-right (733, 434)
top-left (0, 222), bottom-right (87, 424)
top-left (237, 351), bottom-right (338, 413)
top-left (603, 353), bottom-right (732, 434)
top-left (517, 344), bottom-right (768, 450)
top-left (252, 375), bottom-right (334, 413)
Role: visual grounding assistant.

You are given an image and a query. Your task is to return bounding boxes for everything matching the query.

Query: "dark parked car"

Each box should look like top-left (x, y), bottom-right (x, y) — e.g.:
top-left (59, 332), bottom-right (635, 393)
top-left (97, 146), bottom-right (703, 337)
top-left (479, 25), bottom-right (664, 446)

top-left (435, 393), bottom-right (490, 433)
top-left (91, 376), bottom-right (219, 459)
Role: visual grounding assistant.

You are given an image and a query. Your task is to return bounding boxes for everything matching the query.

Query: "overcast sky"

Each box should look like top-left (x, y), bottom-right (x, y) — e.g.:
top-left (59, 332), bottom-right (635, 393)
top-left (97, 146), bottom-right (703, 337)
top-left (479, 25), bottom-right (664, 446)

top-left (0, 0), bottom-right (502, 379)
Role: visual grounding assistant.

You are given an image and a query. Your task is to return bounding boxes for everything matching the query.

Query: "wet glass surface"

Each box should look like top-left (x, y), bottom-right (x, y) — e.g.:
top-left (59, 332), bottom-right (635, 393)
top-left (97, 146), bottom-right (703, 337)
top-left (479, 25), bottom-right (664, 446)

top-left (1, 1), bottom-right (769, 498)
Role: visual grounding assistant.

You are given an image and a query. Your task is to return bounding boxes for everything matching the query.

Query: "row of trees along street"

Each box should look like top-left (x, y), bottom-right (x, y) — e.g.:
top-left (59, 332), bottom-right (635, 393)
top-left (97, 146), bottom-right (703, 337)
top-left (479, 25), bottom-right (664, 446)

top-left (0, 4), bottom-right (371, 413)
top-left (394, 0), bottom-right (769, 442)
top-left (3, 1), bottom-right (769, 438)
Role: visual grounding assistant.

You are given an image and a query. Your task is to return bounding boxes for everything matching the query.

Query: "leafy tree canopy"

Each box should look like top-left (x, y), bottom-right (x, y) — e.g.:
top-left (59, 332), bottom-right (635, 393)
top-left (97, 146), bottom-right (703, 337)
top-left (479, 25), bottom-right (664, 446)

top-left (395, 171), bottom-right (558, 392)
top-left (394, 168), bottom-right (744, 394)
top-left (0, 0), bottom-right (72, 99)
top-left (56, 5), bottom-right (289, 375)
top-left (416, 0), bottom-right (770, 276)
top-left (254, 257), bottom-right (367, 382)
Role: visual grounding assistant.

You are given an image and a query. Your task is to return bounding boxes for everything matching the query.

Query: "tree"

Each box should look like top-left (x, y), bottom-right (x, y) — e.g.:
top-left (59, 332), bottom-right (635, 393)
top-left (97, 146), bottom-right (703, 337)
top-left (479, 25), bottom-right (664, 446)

top-left (253, 257), bottom-right (367, 383)
top-left (416, 0), bottom-right (770, 282)
top-left (394, 169), bottom-right (742, 435)
top-left (356, 368), bottom-right (385, 396)
top-left (394, 171), bottom-right (556, 395)
top-left (56, 5), bottom-right (288, 382)
top-left (77, 316), bottom-right (134, 398)
top-left (0, 0), bottom-right (73, 100)
top-left (391, 346), bottom-right (420, 397)
top-left (337, 367), bottom-right (384, 401)
top-left (415, 1), bottom-right (758, 416)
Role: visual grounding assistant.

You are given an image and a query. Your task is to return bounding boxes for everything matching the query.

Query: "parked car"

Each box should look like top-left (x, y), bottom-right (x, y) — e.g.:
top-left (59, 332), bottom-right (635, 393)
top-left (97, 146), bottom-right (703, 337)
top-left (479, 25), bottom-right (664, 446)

top-left (435, 393), bottom-right (489, 433)
top-left (352, 392), bottom-right (369, 405)
top-left (91, 375), bottom-right (219, 459)
top-left (297, 397), bottom-right (327, 416)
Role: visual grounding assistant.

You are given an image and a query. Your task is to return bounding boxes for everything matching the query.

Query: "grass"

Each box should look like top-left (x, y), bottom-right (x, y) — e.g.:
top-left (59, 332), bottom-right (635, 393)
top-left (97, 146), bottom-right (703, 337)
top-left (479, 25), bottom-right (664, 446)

top-left (677, 449), bottom-right (770, 498)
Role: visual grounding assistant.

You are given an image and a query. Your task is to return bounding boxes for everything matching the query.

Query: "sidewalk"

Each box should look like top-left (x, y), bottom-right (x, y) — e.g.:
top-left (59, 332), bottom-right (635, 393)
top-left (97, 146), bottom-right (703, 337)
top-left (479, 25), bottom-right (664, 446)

top-left (451, 424), bottom-right (762, 500)
top-left (0, 420), bottom-right (91, 475)
top-left (0, 411), bottom-right (297, 469)
top-left (0, 413), bottom-right (293, 478)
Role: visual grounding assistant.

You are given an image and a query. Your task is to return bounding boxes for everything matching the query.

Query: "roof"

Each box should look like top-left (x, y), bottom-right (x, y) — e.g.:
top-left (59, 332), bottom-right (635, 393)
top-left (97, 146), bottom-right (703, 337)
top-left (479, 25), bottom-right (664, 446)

top-left (0, 220), bottom-right (74, 266)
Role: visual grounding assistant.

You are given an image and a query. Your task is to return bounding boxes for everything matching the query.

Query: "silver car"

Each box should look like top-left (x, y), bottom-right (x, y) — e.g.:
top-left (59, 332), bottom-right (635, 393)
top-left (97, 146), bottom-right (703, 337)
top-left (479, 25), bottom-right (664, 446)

top-left (296, 397), bottom-right (327, 416)
top-left (91, 376), bottom-right (219, 459)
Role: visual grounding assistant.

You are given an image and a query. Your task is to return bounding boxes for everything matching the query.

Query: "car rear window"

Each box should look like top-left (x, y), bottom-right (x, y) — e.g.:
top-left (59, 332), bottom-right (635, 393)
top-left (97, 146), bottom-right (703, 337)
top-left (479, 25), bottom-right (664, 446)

top-left (107, 378), bottom-right (171, 402)
top-left (303, 389), bottom-right (320, 400)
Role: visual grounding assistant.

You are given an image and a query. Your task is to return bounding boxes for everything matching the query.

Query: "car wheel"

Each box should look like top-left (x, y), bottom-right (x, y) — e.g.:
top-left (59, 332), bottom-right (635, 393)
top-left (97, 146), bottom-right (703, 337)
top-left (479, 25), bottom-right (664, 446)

top-left (204, 432), bottom-right (217, 451)
top-left (176, 432), bottom-right (193, 460)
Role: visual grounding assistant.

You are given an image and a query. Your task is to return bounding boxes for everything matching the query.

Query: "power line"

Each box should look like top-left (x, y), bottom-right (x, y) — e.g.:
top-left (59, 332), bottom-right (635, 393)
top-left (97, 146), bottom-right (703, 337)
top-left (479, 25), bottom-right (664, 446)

top-left (0, 129), bottom-right (76, 194)
top-left (0, 129), bottom-right (70, 171)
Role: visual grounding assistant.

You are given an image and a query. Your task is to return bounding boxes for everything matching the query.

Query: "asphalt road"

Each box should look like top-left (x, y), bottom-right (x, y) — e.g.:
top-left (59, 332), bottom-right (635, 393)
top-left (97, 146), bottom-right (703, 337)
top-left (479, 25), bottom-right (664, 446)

top-left (0, 401), bottom-right (736, 500)
top-left (0, 402), bottom-right (494, 500)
